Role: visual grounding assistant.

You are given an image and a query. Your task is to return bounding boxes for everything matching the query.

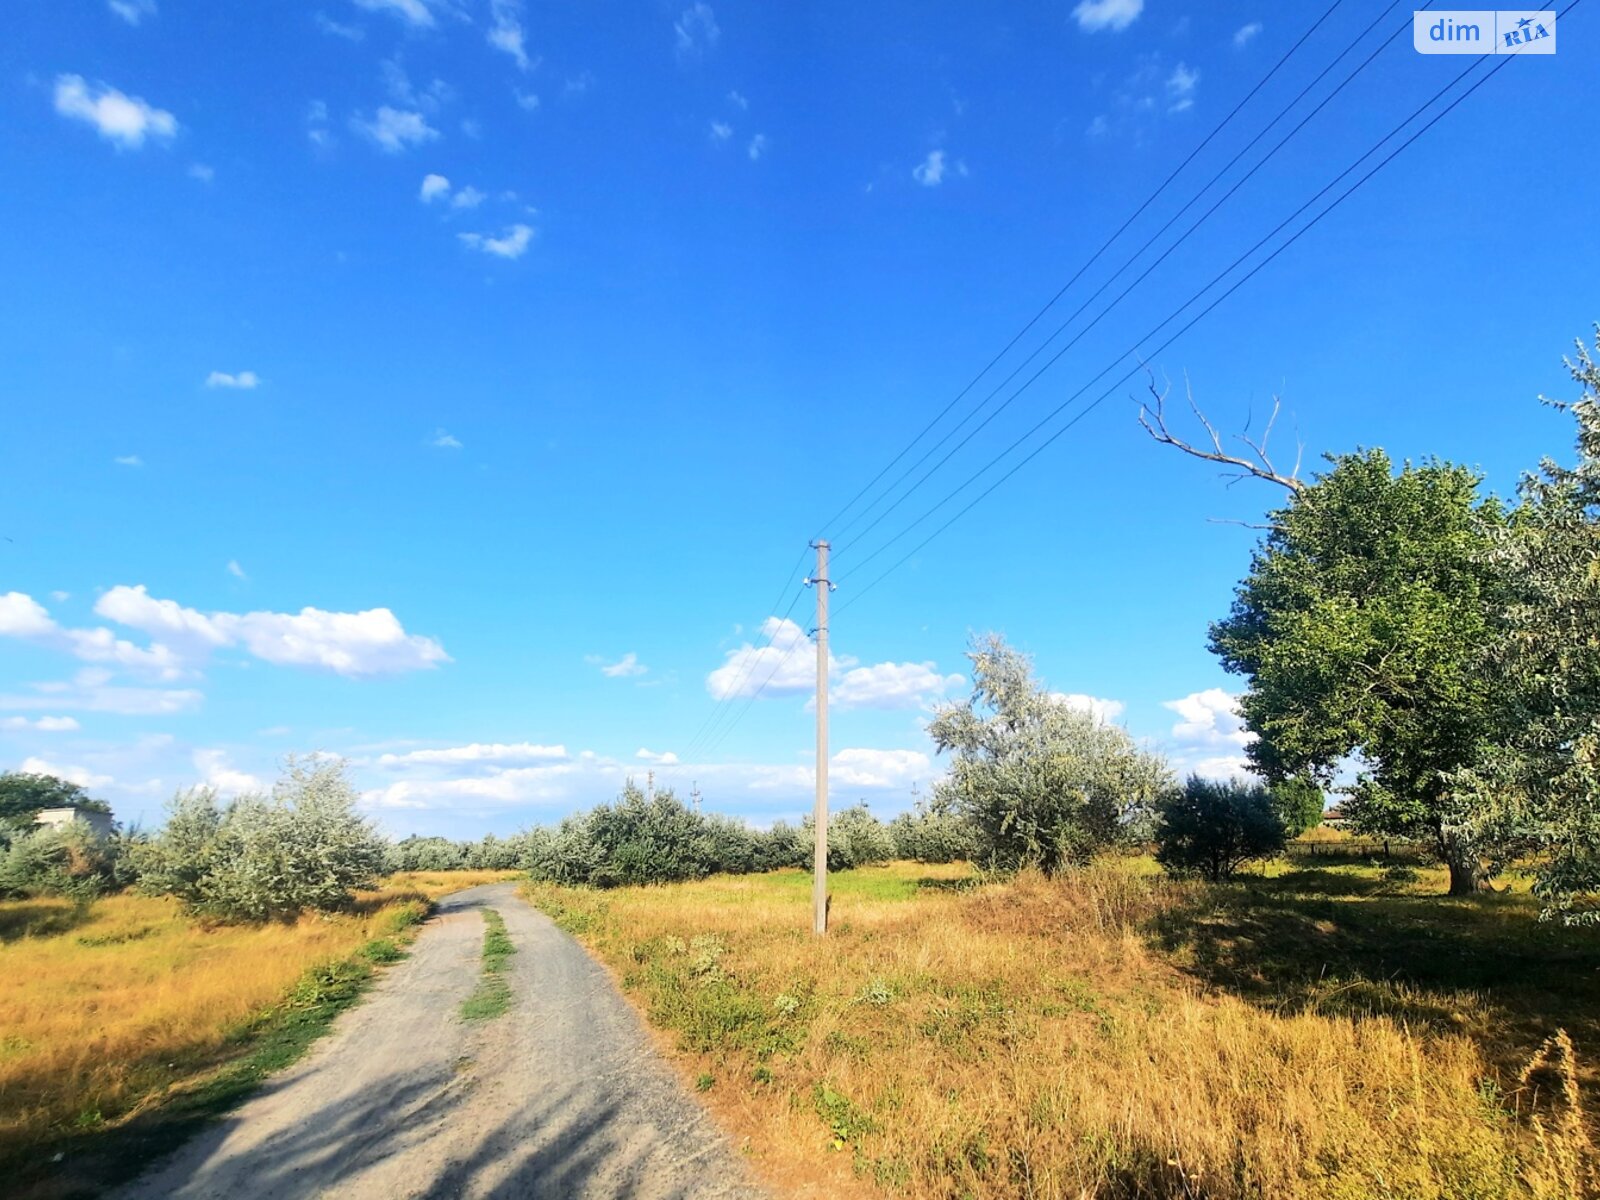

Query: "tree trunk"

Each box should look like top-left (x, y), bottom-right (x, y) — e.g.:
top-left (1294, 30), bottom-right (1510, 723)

top-left (1439, 827), bottom-right (1491, 895)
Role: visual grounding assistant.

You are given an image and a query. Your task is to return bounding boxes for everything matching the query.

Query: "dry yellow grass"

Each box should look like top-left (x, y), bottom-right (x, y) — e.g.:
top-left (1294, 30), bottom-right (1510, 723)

top-left (0, 870), bottom-right (515, 1162)
top-left (528, 861), bottom-right (1600, 1200)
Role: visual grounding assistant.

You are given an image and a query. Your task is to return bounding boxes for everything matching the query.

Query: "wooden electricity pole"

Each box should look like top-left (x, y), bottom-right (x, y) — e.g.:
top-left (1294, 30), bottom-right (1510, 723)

top-left (807, 540), bottom-right (833, 935)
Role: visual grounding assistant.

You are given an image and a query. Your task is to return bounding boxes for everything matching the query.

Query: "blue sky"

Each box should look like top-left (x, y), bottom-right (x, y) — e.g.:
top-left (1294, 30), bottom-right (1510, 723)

top-left (1, 0), bottom-right (1593, 836)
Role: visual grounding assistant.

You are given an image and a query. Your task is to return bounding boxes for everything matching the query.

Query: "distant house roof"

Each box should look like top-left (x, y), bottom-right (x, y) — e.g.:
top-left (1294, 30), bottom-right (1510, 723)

top-left (1323, 804), bottom-right (1350, 823)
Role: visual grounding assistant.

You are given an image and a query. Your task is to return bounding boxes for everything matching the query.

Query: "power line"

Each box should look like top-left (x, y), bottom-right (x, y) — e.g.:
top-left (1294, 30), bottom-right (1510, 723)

top-left (828, 0), bottom-right (1413, 551)
top-left (834, 28), bottom-right (1556, 614)
top-left (832, 0), bottom-right (1421, 563)
top-left (674, 1), bottom-right (1363, 769)
top-left (811, 0), bottom-right (1349, 542)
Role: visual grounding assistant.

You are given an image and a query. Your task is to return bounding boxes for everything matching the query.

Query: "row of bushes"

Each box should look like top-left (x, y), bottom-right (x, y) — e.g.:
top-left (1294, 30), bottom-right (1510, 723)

top-left (521, 784), bottom-right (974, 888)
top-left (0, 751), bottom-right (1300, 919)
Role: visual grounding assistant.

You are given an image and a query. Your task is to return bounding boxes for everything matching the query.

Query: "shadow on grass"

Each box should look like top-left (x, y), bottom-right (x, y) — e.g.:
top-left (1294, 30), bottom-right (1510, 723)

top-left (0, 901), bottom-right (95, 943)
top-left (1150, 877), bottom-right (1600, 1074)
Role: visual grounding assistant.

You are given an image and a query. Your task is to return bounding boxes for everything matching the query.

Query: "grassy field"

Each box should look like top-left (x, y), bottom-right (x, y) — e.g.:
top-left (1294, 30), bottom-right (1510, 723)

top-left (527, 858), bottom-right (1600, 1200)
top-left (0, 868), bottom-right (516, 1192)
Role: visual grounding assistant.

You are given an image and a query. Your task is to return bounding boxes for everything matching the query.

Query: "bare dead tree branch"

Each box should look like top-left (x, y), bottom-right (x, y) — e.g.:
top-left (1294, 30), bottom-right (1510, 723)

top-left (1136, 369), bottom-right (1306, 495)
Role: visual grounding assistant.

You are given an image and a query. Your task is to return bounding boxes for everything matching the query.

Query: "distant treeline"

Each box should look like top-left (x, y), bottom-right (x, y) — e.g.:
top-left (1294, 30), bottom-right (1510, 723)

top-left (393, 780), bottom-right (978, 886)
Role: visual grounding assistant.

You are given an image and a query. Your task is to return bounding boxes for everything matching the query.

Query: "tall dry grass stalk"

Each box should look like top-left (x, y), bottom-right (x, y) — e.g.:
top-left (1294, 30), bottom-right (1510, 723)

top-left (530, 861), bottom-right (1600, 1200)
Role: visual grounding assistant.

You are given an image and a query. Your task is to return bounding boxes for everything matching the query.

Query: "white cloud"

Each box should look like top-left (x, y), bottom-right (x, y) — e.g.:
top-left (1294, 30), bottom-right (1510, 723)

top-left (1, 716), bottom-right (81, 733)
top-left (53, 75), bottom-right (176, 150)
top-left (1167, 62), bottom-right (1200, 112)
top-left (1234, 21), bottom-right (1263, 47)
top-left (488, 0), bottom-right (532, 70)
top-left (20, 756), bottom-right (114, 790)
top-left (515, 89), bottom-right (541, 111)
top-left (833, 662), bottom-right (962, 711)
top-left (108, 0), bottom-right (157, 26)
top-left (191, 748), bottom-right (266, 796)
top-left (727, 89), bottom-right (748, 109)
top-left (359, 742), bottom-right (933, 819)
top-left (88, 584), bottom-right (448, 677)
top-left (352, 0), bottom-right (434, 27)
top-left (706, 617), bottom-right (814, 700)
top-left (430, 429), bottom-right (463, 449)
top-left (458, 223), bottom-right (533, 259)
top-left (316, 12), bottom-right (364, 39)
top-left (205, 370), bottom-right (260, 389)
top-left (912, 149), bottom-right (947, 187)
top-left (1071, 0), bottom-right (1143, 32)
top-left (674, 2), bottom-right (720, 60)
top-left (590, 652), bottom-right (647, 679)
top-left (709, 120), bottom-right (732, 142)
top-left (226, 560), bottom-right (247, 580)
top-left (451, 185), bottom-right (486, 209)
top-left (352, 107), bottom-right (439, 153)
top-left (64, 626), bottom-right (188, 680)
top-left (114, 454), bottom-right (143, 467)
top-left (832, 748), bottom-right (931, 790)
top-left (0, 669), bottom-right (203, 717)
top-left (1051, 692), bottom-right (1127, 723)
top-left (378, 742), bottom-right (567, 768)
top-left (420, 172), bottom-right (450, 202)
top-left (1163, 687), bottom-right (1254, 779)
top-left (1165, 688), bottom-right (1251, 748)
top-left (706, 619), bottom-right (956, 711)
top-left (0, 593), bottom-right (58, 639)
top-left (563, 72), bottom-right (595, 98)
top-left (187, 162), bottom-right (214, 183)
top-left (747, 133), bottom-right (767, 161)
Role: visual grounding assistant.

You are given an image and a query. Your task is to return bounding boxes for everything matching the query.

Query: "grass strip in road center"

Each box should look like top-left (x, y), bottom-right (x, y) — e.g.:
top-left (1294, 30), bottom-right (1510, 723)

top-left (461, 907), bottom-right (515, 1021)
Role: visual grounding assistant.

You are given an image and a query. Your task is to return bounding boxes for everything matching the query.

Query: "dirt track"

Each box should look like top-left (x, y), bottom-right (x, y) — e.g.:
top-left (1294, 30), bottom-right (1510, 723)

top-left (116, 883), bottom-right (763, 1200)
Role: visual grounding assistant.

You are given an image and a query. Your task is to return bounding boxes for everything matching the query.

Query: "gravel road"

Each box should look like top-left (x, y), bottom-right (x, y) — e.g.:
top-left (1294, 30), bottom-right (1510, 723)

top-left (116, 883), bottom-right (764, 1200)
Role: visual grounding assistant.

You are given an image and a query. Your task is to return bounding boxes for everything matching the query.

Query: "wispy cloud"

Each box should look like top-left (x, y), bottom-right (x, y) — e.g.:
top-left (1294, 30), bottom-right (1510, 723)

top-left (430, 429), bottom-right (463, 449)
top-left (53, 75), bottom-right (176, 149)
top-left (1166, 62), bottom-right (1199, 112)
top-left (912, 149), bottom-right (946, 186)
top-left (0, 715), bottom-right (81, 733)
top-left (226, 560), bottom-right (247, 580)
top-left (747, 133), bottom-right (767, 161)
top-left (1234, 21), bottom-right (1263, 47)
top-left (458, 223), bottom-right (533, 259)
top-left (710, 120), bottom-right (733, 142)
top-left (420, 172), bottom-right (450, 202)
top-left (352, 0), bottom-right (433, 27)
top-left (588, 652), bottom-right (648, 679)
top-left (107, 0), bottom-right (157, 25)
top-left (1071, 0), bottom-right (1143, 32)
top-left (351, 106), bottom-right (439, 153)
top-left (488, 0), bottom-right (533, 70)
top-left (315, 11), bottom-right (363, 39)
top-left (114, 455), bottom-right (144, 468)
top-left (205, 370), bottom-right (260, 389)
top-left (187, 162), bottom-right (214, 182)
top-left (674, 2), bottom-right (720, 61)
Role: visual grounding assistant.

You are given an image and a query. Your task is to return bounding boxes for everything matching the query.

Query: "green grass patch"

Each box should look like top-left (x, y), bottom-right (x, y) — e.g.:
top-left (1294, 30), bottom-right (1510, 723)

top-left (460, 907), bottom-right (515, 1021)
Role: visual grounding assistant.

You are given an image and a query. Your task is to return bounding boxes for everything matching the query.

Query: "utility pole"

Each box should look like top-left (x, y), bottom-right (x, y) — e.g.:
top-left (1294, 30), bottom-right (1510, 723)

top-left (646, 770), bottom-right (655, 801)
top-left (806, 540), bottom-right (834, 935)
top-left (691, 782), bottom-right (701, 814)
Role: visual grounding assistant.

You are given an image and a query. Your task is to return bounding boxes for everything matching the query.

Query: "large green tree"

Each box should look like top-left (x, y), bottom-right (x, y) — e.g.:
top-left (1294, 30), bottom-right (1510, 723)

top-left (1455, 332), bottom-right (1600, 920)
top-left (929, 634), bottom-right (1169, 875)
top-left (1208, 450), bottom-right (1505, 893)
